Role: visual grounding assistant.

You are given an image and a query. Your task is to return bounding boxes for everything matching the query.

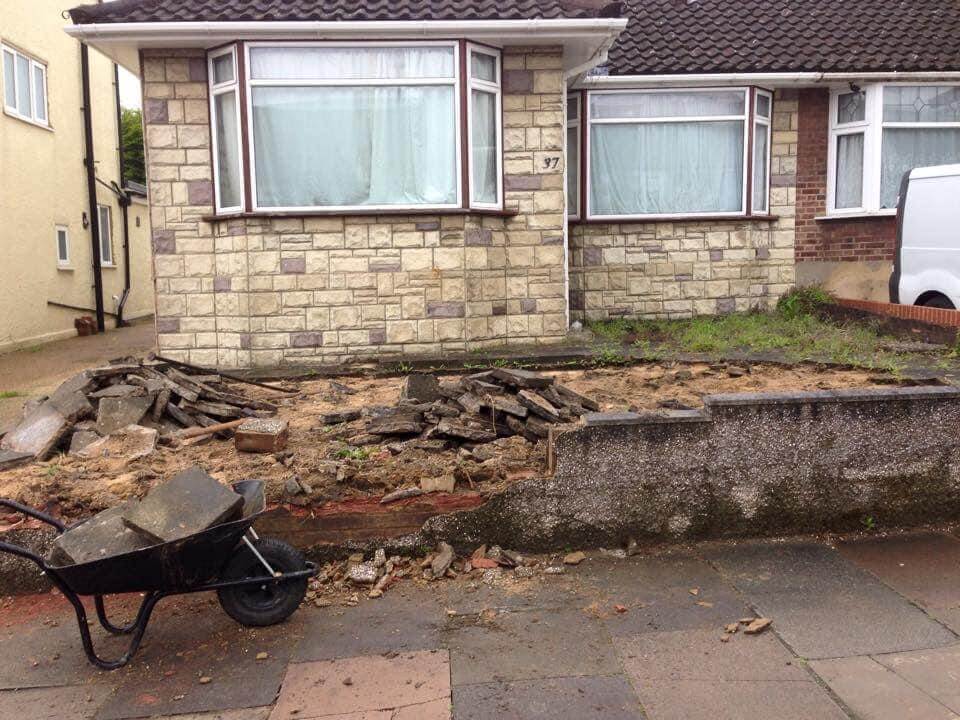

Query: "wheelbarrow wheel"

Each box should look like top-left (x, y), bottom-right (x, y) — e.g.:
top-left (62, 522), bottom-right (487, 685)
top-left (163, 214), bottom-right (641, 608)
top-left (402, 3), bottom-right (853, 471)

top-left (217, 538), bottom-right (308, 627)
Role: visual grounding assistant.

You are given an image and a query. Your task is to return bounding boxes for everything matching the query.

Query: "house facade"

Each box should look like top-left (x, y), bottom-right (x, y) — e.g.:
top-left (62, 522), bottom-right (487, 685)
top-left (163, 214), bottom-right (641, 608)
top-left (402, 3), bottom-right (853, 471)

top-left (0, 0), bottom-right (154, 352)
top-left (66, 0), bottom-right (960, 368)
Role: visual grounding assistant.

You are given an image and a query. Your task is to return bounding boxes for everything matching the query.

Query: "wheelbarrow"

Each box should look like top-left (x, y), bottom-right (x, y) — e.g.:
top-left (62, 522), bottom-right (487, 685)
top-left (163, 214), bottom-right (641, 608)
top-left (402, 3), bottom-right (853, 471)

top-left (0, 480), bottom-right (316, 670)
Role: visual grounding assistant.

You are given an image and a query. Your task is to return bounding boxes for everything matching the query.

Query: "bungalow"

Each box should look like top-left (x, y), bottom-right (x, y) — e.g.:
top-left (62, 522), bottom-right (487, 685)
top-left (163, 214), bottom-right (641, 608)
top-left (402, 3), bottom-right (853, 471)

top-left (66, 0), bottom-right (960, 368)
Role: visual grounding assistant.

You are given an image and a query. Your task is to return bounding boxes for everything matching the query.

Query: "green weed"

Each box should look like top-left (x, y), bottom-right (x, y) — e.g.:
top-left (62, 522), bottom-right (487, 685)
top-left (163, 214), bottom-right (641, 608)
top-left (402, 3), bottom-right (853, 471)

top-left (0, 391), bottom-right (24, 399)
top-left (335, 447), bottom-right (370, 461)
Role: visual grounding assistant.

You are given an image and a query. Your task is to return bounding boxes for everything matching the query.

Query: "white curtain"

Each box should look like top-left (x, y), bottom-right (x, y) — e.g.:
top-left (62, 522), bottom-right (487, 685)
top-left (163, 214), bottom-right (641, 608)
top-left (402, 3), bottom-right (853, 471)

top-left (249, 46), bottom-right (454, 81)
top-left (835, 133), bottom-right (864, 209)
top-left (253, 85), bottom-right (457, 207)
top-left (471, 89), bottom-right (497, 204)
top-left (15, 54), bottom-right (29, 113)
top-left (591, 91), bottom-right (744, 120)
top-left (752, 122), bottom-right (768, 213)
top-left (214, 91), bottom-right (242, 208)
top-left (590, 120), bottom-right (744, 215)
top-left (880, 128), bottom-right (960, 208)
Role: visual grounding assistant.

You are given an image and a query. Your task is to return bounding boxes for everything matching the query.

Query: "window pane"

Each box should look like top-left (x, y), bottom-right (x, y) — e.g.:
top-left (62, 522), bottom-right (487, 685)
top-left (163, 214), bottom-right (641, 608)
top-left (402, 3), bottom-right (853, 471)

top-left (884, 85), bottom-right (960, 123)
top-left (567, 124), bottom-right (579, 215)
top-left (15, 54), bottom-right (30, 115)
top-left (590, 91), bottom-right (745, 120)
top-left (837, 91), bottom-right (865, 124)
top-left (33, 65), bottom-right (45, 121)
top-left (881, 127), bottom-right (960, 207)
top-left (252, 85), bottom-right (457, 207)
top-left (98, 207), bottom-right (112, 263)
top-left (3, 51), bottom-right (15, 108)
top-left (214, 91), bottom-right (242, 208)
top-left (752, 122), bottom-right (768, 213)
top-left (756, 93), bottom-right (771, 118)
top-left (590, 120), bottom-right (744, 215)
top-left (471, 89), bottom-right (497, 204)
top-left (57, 229), bottom-right (68, 262)
top-left (835, 133), bottom-right (864, 209)
top-left (212, 53), bottom-right (234, 84)
top-left (471, 52), bottom-right (496, 83)
top-left (567, 97), bottom-right (579, 122)
top-left (249, 47), bottom-right (455, 81)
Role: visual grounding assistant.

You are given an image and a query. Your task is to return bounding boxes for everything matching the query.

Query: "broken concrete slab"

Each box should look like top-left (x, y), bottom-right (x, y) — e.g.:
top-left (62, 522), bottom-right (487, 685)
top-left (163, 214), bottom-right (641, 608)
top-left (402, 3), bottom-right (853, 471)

top-left (320, 409), bottom-right (361, 425)
top-left (434, 419), bottom-right (496, 443)
top-left (489, 368), bottom-right (553, 390)
top-left (0, 402), bottom-right (70, 458)
top-left (235, 418), bottom-right (289, 453)
top-left (122, 466), bottom-right (243, 543)
top-left (400, 373), bottom-right (442, 403)
top-left (78, 424), bottom-right (158, 462)
top-left (88, 384), bottom-right (145, 399)
top-left (366, 413), bottom-right (424, 436)
top-left (0, 449), bottom-right (34, 470)
top-left (48, 500), bottom-right (153, 566)
top-left (485, 395), bottom-right (528, 418)
top-left (67, 430), bottom-right (100, 456)
top-left (517, 390), bottom-right (560, 422)
top-left (95, 395), bottom-right (154, 436)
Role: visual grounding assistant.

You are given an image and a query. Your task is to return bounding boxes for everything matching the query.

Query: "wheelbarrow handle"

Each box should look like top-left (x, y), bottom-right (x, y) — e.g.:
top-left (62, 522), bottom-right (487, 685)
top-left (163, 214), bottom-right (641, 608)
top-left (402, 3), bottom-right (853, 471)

top-left (0, 540), bottom-right (45, 568)
top-left (0, 499), bottom-right (66, 533)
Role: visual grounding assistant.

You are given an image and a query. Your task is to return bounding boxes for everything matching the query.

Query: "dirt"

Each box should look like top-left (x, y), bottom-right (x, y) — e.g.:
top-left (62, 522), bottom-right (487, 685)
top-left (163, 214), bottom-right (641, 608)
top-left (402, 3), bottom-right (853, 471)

top-left (0, 361), bottom-right (909, 521)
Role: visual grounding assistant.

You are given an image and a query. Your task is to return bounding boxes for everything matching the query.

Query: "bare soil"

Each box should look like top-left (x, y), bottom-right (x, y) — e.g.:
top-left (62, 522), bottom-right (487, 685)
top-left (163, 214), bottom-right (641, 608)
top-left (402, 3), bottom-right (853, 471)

top-left (0, 361), bottom-right (907, 521)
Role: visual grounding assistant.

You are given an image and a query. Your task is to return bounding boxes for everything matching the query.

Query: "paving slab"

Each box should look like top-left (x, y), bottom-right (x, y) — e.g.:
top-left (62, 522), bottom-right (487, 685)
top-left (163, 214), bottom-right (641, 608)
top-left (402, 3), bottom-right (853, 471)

top-left (443, 607), bottom-right (620, 686)
top-left (616, 628), bottom-right (807, 682)
top-left (48, 500), bottom-right (152, 566)
top-left (436, 568), bottom-right (583, 615)
top-left (452, 675), bottom-right (646, 720)
top-left (873, 643), bottom-right (960, 713)
top-left (294, 587), bottom-right (446, 662)
top-left (703, 541), bottom-right (956, 658)
top-left (152, 711), bottom-right (270, 720)
top-left (633, 680), bottom-right (848, 720)
top-left (94, 595), bottom-right (303, 719)
top-left (0, 683), bottom-right (112, 720)
top-left (810, 655), bottom-right (958, 720)
top-left (269, 650), bottom-right (450, 719)
top-left (571, 553), bottom-right (751, 636)
top-left (839, 532), bottom-right (960, 631)
top-left (95, 395), bottom-right (153, 436)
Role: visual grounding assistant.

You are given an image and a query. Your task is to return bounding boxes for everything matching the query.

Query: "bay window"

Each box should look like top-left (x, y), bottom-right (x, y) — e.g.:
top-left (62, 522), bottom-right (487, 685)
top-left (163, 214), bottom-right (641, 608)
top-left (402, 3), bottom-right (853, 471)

top-left (207, 42), bottom-right (503, 215)
top-left (583, 88), bottom-right (770, 219)
top-left (829, 84), bottom-right (960, 214)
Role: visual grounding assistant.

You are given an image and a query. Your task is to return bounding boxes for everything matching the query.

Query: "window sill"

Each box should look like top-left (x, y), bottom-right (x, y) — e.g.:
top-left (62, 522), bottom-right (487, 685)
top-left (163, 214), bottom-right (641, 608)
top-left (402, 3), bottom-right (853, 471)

top-left (56, 265), bottom-right (73, 272)
top-left (572, 214), bottom-right (780, 225)
top-left (815, 211), bottom-right (897, 221)
top-left (2, 108), bottom-right (52, 131)
top-left (101, 263), bottom-right (117, 268)
top-left (202, 207), bottom-right (520, 222)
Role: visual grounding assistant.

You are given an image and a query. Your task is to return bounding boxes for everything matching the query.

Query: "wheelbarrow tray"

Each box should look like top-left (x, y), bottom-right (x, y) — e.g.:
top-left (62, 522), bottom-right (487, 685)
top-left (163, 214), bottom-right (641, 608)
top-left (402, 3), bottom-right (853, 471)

top-left (45, 511), bottom-right (262, 595)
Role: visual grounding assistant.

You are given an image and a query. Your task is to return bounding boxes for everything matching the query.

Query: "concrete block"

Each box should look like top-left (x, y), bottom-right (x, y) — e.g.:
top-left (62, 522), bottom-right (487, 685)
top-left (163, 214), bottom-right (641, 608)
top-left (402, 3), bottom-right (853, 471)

top-left (235, 418), bottom-right (289, 453)
top-left (122, 466), bottom-right (244, 543)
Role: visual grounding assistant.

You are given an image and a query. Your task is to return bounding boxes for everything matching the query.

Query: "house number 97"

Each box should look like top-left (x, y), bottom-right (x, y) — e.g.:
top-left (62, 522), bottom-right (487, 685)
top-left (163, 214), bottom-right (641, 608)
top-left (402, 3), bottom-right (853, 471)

top-left (542, 156), bottom-right (561, 170)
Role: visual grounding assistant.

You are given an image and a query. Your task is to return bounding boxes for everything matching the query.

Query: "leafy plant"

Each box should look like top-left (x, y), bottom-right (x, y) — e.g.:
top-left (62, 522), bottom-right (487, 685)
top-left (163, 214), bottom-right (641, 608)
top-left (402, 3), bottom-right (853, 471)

top-left (335, 447), bottom-right (370, 461)
top-left (120, 108), bottom-right (145, 185)
top-left (592, 345), bottom-right (628, 367)
top-left (776, 286), bottom-right (833, 320)
top-left (861, 515), bottom-right (877, 531)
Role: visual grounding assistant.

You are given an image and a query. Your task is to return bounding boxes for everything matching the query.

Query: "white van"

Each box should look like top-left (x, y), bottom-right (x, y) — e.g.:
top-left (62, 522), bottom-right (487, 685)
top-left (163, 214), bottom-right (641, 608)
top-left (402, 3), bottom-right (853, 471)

top-left (891, 164), bottom-right (960, 309)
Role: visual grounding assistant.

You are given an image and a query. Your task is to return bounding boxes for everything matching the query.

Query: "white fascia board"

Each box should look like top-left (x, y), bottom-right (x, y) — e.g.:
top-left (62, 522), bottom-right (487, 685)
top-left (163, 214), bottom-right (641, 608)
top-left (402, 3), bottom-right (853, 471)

top-left (65, 19), bottom-right (629, 73)
top-left (575, 70), bottom-right (960, 89)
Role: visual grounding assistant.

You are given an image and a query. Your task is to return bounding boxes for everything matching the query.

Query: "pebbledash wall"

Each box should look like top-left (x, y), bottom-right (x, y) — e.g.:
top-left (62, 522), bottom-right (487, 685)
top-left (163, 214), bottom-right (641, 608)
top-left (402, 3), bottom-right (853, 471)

top-left (143, 46), bottom-right (568, 369)
top-left (567, 91), bottom-right (799, 320)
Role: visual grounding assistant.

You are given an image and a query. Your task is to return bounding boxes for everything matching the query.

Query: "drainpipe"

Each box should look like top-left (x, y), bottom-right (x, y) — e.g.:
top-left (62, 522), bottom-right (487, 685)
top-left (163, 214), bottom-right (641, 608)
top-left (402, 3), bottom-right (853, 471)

top-left (113, 62), bottom-right (131, 327)
top-left (81, 43), bottom-right (105, 333)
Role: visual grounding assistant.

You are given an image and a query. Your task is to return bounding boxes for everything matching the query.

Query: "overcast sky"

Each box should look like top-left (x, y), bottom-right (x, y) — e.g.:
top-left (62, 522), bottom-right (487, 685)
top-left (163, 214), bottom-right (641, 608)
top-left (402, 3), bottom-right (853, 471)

top-left (118, 66), bottom-right (141, 109)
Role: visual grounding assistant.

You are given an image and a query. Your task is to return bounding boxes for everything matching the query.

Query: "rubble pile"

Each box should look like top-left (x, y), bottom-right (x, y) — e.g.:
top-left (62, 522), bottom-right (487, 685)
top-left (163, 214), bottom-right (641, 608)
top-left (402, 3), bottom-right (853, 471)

top-left (0, 357), bottom-right (277, 467)
top-left (326, 367), bottom-right (599, 452)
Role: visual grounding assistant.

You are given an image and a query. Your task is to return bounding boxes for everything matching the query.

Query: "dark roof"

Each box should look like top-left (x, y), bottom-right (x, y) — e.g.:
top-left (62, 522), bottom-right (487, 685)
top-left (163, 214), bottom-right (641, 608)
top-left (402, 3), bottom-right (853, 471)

top-left (68, 0), bottom-right (620, 23)
top-left (605, 0), bottom-right (960, 75)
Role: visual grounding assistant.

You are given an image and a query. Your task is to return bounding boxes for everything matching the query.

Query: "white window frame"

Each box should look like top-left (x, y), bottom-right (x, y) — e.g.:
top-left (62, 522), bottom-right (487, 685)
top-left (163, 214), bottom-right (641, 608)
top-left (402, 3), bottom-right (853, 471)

top-left (2, 44), bottom-right (49, 129)
top-left (55, 225), bottom-right (70, 267)
top-left (208, 45), bottom-right (245, 214)
top-left (752, 89), bottom-right (773, 214)
top-left (243, 41), bottom-right (463, 213)
top-left (97, 204), bottom-right (113, 266)
top-left (467, 43), bottom-right (503, 210)
top-left (584, 87), bottom-right (752, 221)
top-left (827, 83), bottom-right (960, 216)
top-left (566, 92), bottom-right (581, 219)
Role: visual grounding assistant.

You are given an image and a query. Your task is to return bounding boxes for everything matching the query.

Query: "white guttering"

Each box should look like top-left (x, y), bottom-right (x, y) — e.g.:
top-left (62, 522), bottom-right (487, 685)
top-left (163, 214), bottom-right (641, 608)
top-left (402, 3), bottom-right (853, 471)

top-left (65, 19), bottom-right (629, 43)
top-left (577, 71), bottom-right (960, 88)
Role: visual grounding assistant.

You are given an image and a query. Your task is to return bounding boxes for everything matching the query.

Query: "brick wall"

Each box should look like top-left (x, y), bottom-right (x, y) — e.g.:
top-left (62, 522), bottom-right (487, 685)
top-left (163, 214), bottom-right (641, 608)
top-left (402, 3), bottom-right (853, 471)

top-left (142, 46), bottom-right (567, 369)
top-left (795, 88), bottom-right (896, 263)
top-left (567, 90), bottom-right (798, 320)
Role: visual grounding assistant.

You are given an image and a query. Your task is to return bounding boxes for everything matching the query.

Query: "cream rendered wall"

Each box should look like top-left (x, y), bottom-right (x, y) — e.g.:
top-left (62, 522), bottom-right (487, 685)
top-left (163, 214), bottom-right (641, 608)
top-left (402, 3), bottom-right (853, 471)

top-left (0, 0), bottom-right (153, 352)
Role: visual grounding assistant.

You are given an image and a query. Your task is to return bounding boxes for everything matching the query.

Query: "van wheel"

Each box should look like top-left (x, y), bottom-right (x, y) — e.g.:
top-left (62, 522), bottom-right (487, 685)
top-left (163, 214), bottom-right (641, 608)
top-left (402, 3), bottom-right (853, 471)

top-left (918, 294), bottom-right (955, 310)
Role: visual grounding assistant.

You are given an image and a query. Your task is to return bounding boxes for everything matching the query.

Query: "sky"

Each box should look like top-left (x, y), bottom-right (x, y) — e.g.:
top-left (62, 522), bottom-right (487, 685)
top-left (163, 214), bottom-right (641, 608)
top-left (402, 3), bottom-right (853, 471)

top-left (118, 66), bottom-right (141, 109)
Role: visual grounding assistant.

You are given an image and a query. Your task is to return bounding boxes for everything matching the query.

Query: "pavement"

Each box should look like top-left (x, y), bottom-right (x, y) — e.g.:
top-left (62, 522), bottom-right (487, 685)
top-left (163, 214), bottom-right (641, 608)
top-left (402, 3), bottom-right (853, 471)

top-left (3, 531), bottom-right (960, 719)
top-left (0, 319), bottom-right (156, 427)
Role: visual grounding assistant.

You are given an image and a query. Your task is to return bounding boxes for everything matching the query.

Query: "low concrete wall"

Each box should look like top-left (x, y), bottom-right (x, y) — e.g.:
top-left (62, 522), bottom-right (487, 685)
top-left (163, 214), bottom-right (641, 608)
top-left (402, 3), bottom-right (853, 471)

top-left (425, 385), bottom-right (960, 550)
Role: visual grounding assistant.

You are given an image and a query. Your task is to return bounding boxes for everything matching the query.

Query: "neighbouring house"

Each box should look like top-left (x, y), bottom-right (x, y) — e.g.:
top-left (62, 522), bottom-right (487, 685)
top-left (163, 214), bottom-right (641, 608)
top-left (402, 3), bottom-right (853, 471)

top-left (0, 0), bottom-right (153, 353)
top-left (64, 0), bottom-right (960, 369)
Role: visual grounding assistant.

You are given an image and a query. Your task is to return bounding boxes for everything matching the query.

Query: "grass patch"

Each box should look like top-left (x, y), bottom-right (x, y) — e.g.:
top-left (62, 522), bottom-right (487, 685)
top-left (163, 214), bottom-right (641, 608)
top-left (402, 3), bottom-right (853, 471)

top-left (0, 390), bottom-right (24, 399)
top-left (585, 288), bottom-right (938, 373)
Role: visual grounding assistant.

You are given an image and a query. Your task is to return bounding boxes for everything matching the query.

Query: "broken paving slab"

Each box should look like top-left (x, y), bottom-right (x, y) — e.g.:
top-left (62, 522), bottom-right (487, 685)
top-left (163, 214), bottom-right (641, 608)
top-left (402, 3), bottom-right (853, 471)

top-left (401, 373), bottom-right (442, 403)
top-left (122, 466), bottom-right (243, 543)
top-left (95, 395), bottom-right (154, 435)
top-left (0, 449), bottom-right (34, 470)
top-left (0, 402), bottom-right (70, 458)
top-left (48, 500), bottom-right (154, 566)
top-left (78, 424), bottom-right (158, 461)
top-left (489, 368), bottom-right (554, 390)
